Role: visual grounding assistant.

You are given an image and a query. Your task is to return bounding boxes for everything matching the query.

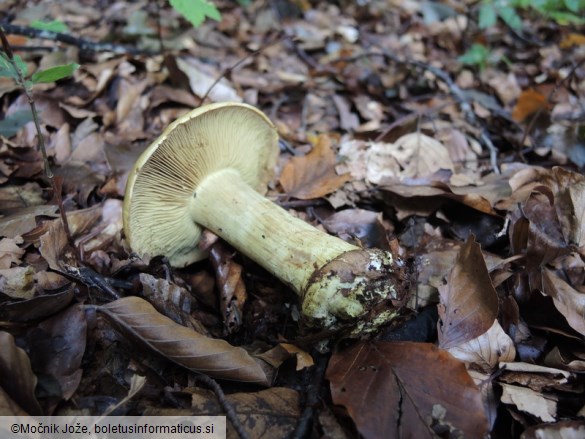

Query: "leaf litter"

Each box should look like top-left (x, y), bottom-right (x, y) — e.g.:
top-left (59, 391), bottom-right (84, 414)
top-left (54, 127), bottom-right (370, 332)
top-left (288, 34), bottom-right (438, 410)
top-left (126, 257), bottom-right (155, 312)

top-left (0, 0), bottom-right (584, 437)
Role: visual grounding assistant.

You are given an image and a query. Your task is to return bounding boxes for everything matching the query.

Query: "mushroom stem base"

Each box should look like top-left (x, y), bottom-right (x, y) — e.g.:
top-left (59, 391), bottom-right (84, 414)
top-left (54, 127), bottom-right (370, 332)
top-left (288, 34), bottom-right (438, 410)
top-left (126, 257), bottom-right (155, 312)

top-left (302, 248), bottom-right (409, 332)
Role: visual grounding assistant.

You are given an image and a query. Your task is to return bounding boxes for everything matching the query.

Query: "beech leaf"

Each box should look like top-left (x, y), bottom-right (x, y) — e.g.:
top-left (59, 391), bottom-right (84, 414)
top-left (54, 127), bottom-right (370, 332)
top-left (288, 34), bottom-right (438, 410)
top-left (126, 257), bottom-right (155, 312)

top-left (31, 63), bottom-right (79, 84)
top-left (0, 332), bottom-right (42, 416)
top-left (438, 235), bottom-right (499, 349)
top-left (445, 319), bottom-right (516, 370)
top-left (327, 341), bottom-right (488, 439)
top-left (280, 135), bottom-right (350, 200)
top-left (98, 297), bottom-right (271, 385)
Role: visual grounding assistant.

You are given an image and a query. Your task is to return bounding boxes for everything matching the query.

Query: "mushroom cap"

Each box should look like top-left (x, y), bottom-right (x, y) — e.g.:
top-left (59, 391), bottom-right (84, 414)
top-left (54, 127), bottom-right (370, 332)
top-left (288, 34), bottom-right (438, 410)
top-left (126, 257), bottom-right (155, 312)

top-left (123, 102), bottom-right (279, 267)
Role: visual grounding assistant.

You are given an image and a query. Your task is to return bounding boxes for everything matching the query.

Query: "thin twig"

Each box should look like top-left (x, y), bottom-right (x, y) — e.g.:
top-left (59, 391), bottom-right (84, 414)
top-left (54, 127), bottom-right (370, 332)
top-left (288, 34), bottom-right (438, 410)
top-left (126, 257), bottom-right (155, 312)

top-left (0, 26), bottom-right (74, 246)
top-left (0, 22), bottom-right (155, 55)
top-left (195, 374), bottom-right (251, 439)
top-left (290, 351), bottom-right (329, 439)
top-left (153, 0), bottom-right (165, 54)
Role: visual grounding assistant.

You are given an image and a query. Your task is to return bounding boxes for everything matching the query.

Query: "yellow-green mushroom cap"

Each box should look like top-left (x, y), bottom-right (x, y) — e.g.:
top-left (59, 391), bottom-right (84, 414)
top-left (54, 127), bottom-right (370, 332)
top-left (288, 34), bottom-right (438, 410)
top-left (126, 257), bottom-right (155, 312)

top-left (123, 102), bottom-right (279, 267)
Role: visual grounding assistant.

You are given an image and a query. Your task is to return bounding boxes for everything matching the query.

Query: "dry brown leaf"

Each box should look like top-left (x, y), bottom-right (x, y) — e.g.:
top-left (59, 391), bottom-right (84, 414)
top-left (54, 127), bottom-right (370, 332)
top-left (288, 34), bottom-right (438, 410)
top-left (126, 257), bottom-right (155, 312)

top-left (438, 236), bottom-right (499, 349)
top-left (543, 269), bottom-right (585, 336)
top-left (366, 133), bottom-right (454, 184)
top-left (256, 343), bottom-right (314, 371)
top-left (500, 383), bottom-right (557, 423)
top-left (521, 420), bottom-right (585, 439)
top-left (445, 319), bottom-right (516, 370)
top-left (332, 94), bottom-right (359, 131)
top-left (512, 89), bottom-right (549, 123)
top-left (175, 57), bottom-right (240, 102)
top-left (0, 288), bottom-right (75, 323)
top-left (189, 387), bottom-right (299, 439)
top-left (0, 331), bottom-right (42, 415)
top-left (0, 182), bottom-right (45, 212)
top-left (39, 205), bottom-right (103, 270)
top-left (0, 205), bottom-right (58, 244)
top-left (26, 305), bottom-right (87, 413)
top-left (0, 237), bottom-right (25, 269)
top-left (327, 341), bottom-right (488, 439)
top-left (0, 386), bottom-right (29, 416)
top-left (280, 135), bottom-right (350, 200)
top-left (322, 208), bottom-right (389, 249)
top-left (498, 361), bottom-right (571, 380)
top-left (139, 273), bottom-right (208, 335)
top-left (559, 33), bottom-right (585, 49)
top-left (552, 168), bottom-right (585, 253)
top-left (0, 266), bottom-right (35, 299)
top-left (98, 297), bottom-right (271, 385)
top-left (544, 347), bottom-right (585, 372)
top-left (210, 241), bottom-right (247, 334)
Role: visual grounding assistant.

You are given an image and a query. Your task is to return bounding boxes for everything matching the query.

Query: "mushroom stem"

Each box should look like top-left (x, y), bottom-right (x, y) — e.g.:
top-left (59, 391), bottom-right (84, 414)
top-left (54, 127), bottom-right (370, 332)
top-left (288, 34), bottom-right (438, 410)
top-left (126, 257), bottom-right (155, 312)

top-left (189, 169), bottom-right (356, 294)
top-left (189, 168), bottom-right (406, 330)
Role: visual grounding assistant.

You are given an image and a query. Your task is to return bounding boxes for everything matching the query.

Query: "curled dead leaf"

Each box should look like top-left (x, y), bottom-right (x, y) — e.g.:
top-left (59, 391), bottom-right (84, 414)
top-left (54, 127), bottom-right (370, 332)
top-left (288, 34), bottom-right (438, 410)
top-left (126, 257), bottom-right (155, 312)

top-left (445, 319), bottom-right (516, 370)
top-left (98, 297), bottom-right (271, 385)
top-left (280, 135), bottom-right (350, 200)
top-left (0, 332), bottom-right (42, 415)
top-left (438, 236), bottom-right (499, 349)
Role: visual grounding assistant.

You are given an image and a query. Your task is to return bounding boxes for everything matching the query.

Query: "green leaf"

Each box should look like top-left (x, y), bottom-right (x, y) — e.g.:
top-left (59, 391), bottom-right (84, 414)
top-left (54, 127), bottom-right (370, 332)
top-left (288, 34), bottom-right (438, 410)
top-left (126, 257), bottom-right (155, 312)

top-left (479, 3), bottom-right (497, 29)
top-left (0, 54), bottom-right (15, 79)
top-left (562, 0), bottom-right (581, 13)
top-left (30, 19), bottom-right (70, 33)
top-left (0, 110), bottom-right (33, 138)
top-left (548, 10), bottom-right (585, 24)
top-left (31, 63), bottom-right (79, 84)
top-left (497, 6), bottom-right (523, 29)
top-left (169, 0), bottom-right (221, 28)
top-left (0, 53), bottom-right (27, 79)
top-left (458, 44), bottom-right (490, 70)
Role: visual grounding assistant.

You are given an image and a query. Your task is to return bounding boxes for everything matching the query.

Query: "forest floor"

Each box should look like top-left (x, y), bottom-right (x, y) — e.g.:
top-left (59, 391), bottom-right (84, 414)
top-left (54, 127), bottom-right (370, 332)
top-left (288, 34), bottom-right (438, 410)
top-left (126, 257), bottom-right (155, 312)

top-left (1, 1), bottom-right (584, 438)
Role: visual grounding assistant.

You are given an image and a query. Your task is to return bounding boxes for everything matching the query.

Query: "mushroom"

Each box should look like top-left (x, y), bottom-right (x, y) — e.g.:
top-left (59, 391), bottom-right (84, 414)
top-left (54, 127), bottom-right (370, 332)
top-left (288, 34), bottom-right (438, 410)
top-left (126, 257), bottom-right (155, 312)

top-left (124, 102), bottom-right (408, 331)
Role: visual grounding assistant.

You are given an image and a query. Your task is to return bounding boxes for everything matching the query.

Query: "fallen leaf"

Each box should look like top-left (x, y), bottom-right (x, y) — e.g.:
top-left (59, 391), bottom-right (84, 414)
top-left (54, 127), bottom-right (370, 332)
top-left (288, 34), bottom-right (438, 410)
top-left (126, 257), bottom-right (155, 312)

top-left (98, 297), bottom-right (271, 385)
top-left (25, 305), bottom-right (87, 413)
top-left (544, 347), bottom-right (585, 373)
top-left (0, 266), bottom-right (35, 299)
top-left (256, 343), bottom-right (314, 371)
top-left (438, 236), bottom-right (499, 349)
top-left (559, 33), bottom-right (585, 49)
top-left (522, 420), bottom-right (585, 439)
top-left (189, 387), bottom-right (300, 438)
top-left (327, 341), bottom-right (488, 439)
top-left (445, 319), bottom-right (516, 370)
top-left (0, 331), bottom-right (42, 415)
top-left (322, 208), bottom-right (389, 249)
top-left (210, 241), bottom-right (247, 334)
top-left (0, 182), bottom-right (45, 212)
top-left (512, 89), bottom-right (549, 123)
top-left (332, 94), bottom-right (359, 131)
top-left (0, 386), bottom-right (29, 415)
top-left (0, 288), bottom-right (75, 322)
top-left (280, 135), bottom-right (350, 199)
top-left (0, 237), bottom-right (25, 268)
top-left (39, 205), bottom-right (103, 270)
top-left (175, 56), bottom-right (241, 102)
top-left (500, 383), bottom-right (557, 423)
top-left (139, 272), bottom-right (208, 334)
top-left (543, 269), bottom-right (585, 336)
top-left (366, 133), bottom-right (454, 184)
